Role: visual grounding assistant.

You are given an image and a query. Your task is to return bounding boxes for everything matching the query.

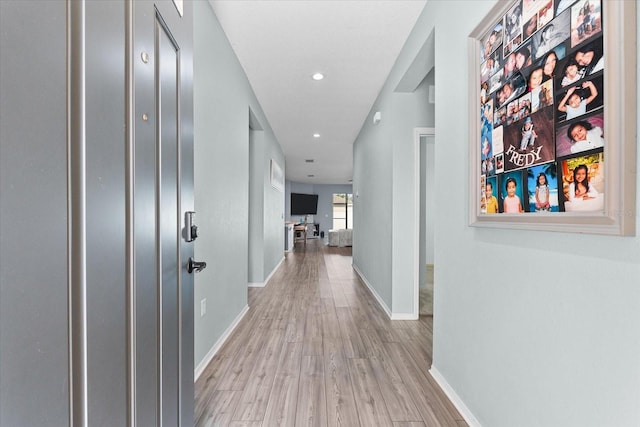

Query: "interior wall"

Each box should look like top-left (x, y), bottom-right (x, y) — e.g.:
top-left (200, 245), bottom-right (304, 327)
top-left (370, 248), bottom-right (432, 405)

top-left (352, 106), bottom-right (394, 308)
top-left (193, 1), bottom-right (284, 367)
top-left (354, 0), bottom-right (640, 425)
top-left (353, 25), bottom-right (436, 316)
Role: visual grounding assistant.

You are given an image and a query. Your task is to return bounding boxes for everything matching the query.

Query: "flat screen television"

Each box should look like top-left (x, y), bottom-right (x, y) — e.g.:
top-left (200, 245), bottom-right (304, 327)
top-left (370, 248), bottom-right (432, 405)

top-left (291, 193), bottom-right (318, 215)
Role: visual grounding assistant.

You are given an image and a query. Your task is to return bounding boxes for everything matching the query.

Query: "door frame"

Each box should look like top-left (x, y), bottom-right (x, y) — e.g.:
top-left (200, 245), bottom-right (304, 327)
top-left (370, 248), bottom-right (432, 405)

top-left (413, 127), bottom-right (435, 319)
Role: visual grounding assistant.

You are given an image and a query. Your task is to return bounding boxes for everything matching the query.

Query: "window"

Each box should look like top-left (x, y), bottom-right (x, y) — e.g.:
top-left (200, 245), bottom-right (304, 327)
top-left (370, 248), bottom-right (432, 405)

top-left (332, 193), bottom-right (353, 230)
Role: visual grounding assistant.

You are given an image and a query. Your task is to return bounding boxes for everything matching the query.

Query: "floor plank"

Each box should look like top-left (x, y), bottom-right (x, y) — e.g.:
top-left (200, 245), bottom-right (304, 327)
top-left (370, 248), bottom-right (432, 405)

top-left (195, 240), bottom-right (467, 427)
top-left (347, 358), bottom-right (394, 427)
top-left (295, 356), bottom-right (327, 427)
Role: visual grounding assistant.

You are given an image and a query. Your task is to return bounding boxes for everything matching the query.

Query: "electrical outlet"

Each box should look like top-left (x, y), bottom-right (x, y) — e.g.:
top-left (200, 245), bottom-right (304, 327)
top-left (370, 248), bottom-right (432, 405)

top-left (200, 298), bottom-right (206, 317)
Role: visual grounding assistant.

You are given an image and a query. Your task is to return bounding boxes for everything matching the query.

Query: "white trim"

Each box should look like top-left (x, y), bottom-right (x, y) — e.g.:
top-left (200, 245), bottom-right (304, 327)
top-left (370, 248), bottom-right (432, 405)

top-left (390, 312), bottom-right (418, 320)
top-left (194, 304), bottom-right (249, 381)
top-left (352, 263), bottom-right (392, 319)
top-left (248, 256), bottom-right (284, 288)
top-left (247, 282), bottom-right (266, 288)
top-left (429, 365), bottom-right (482, 427)
top-left (353, 263), bottom-right (418, 320)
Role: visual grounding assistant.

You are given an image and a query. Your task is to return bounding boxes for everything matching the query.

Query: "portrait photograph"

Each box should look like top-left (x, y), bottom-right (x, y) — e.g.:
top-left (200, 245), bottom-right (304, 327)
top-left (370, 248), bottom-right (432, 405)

top-left (498, 169), bottom-right (528, 213)
top-left (570, 38), bottom-right (603, 78)
top-left (555, 111), bottom-right (603, 157)
top-left (504, 33), bottom-right (523, 57)
top-left (523, 14), bottom-right (538, 41)
top-left (497, 71), bottom-right (526, 108)
top-left (555, 73), bottom-right (603, 123)
top-left (507, 99), bottom-right (519, 126)
top-left (481, 46), bottom-right (503, 83)
top-left (526, 162), bottom-right (559, 212)
top-left (514, 41), bottom-right (533, 71)
top-left (483, 175), bottom-right (499, 214)
top-left (501, 107), bottom-right (555, 172)
top-left (482, 21), bottom-right (504, 61)
top-left (570, 0), bottom-right (601, 48)
top-left (531, 75), bottom-right (554, 113)
top-left (504, 1), bottom-right (523, 46)
top-left (532, 9), bottom-right (571, 60)
top-left (559, 152), bottom-right (604, 212)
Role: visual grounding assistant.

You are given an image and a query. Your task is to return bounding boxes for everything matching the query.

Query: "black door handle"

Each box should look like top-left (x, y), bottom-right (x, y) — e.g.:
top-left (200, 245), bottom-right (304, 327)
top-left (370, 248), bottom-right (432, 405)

top-left (187, 257), bottom-right (207, 274)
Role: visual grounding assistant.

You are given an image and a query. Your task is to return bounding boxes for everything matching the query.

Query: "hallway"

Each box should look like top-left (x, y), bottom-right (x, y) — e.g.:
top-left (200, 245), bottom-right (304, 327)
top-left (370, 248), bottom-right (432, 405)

top-left (194, 240), bottom-right (466, 426)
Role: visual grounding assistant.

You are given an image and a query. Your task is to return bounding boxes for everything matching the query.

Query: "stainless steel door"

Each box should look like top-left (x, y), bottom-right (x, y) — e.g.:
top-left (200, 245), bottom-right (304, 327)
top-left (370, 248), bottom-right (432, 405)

top-left (134, 2), bottom-right (194, 425)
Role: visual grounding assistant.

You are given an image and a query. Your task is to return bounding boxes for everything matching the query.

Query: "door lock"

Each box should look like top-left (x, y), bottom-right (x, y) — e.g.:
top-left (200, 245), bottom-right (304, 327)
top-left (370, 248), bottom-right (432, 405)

top-left (185, 211), bottom-right (198, 242)
top-left (187, 257), bottom-right (207, 274)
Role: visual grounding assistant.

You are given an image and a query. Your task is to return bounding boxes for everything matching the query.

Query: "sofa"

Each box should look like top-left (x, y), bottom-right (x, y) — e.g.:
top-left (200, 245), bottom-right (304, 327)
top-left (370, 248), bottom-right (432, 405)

top-left (327, 229), bottom-right (352, 247)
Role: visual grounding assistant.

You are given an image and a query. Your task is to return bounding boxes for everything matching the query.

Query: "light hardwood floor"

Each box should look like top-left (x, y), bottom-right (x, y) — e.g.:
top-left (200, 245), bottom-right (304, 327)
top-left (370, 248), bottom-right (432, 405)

top-left (195, 239), bottom-right (467, 427)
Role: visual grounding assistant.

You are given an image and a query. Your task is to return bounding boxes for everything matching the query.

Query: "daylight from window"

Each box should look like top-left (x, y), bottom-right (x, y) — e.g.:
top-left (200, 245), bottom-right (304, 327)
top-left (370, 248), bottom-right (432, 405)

top-left (332, 193), bottom-right (353, 230)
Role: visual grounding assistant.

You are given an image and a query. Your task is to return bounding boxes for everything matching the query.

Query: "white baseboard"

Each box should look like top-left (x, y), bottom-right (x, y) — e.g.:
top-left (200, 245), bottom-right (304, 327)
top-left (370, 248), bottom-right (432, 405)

top-left (194, 304), bottom-right (249, 381)
top-left (352, 263), bottom-right (392, 319)
top-left (248, 282), bottom-right (265, 288)
top-left (248, 256), bottom-right (284, 288)
top-left (429, 365), bottom-right (482, 427)
top-left (391, 312), bottom-right (418, 320)
top-left (352, 263), bottom-right (417, 320)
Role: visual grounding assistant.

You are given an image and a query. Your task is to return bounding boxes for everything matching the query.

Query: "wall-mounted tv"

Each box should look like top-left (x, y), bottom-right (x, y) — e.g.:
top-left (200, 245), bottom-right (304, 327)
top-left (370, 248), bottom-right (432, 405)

top-left (291, 193), bottom-right (318, 215)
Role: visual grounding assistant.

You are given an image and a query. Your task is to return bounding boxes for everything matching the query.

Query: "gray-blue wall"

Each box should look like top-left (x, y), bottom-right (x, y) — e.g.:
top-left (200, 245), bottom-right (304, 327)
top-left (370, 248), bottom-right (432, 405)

top-left (193, 1), bottom-right (285, 369)
top-left (354, 0), bottom-right (640, 425)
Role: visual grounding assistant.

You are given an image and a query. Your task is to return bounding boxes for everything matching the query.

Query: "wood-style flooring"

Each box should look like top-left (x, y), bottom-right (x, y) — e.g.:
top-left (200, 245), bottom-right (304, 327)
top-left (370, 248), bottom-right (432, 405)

top-left (194, 239), bottom-right (467, 427)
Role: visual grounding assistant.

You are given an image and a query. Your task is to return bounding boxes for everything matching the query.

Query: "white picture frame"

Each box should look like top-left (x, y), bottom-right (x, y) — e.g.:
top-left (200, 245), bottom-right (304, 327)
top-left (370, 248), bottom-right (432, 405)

top-left (469, 0), bottom-right (636, 235)
top-left (270, 159), bottom-right (284, 192)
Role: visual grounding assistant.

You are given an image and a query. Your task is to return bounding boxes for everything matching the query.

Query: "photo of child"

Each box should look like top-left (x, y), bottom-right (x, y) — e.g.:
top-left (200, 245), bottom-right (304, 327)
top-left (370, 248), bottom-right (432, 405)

top-left (500, 172), bottom-right (526, 213)
top-left (555, 74), bottom-right (603, 122)
top-left (485, 179), bottom-right (499, 214)
top-left (519, 116), bottom-right (537, 151)
top-left (571, 0), bottom-right (602, 47)
top-left (502, 108), bottom-right (555, 172)
top-left (555, 111), bottom-right (604, 157)
top-left (560, 58), bottom-right (581, 87)
top-left (526, 163), bottom-right (559, 212)
top-left (559, 152), bottom-right (604, 212)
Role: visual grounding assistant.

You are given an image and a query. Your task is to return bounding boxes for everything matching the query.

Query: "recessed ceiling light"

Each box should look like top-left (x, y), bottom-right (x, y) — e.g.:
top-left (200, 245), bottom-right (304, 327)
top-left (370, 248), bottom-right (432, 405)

top-left (313, 133), bottom-right (320, 138)
top-left (312, 73), bottom-right (324, 81)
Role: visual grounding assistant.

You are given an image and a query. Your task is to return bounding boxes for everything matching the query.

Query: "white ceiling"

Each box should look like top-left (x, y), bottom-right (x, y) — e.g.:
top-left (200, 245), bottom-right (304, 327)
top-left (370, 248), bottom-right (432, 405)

top-left (208, 0), bottom-right (427, 184)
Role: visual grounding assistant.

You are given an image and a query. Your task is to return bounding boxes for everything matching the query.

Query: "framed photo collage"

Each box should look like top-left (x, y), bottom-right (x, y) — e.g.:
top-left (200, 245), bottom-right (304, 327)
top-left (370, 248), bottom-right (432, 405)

top-left (479, 0), bottom-right (605, 216)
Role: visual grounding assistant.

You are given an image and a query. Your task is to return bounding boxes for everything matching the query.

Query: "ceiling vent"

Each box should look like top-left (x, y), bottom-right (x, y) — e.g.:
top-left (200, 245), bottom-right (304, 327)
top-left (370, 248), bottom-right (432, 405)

top-left (305, 159), bottom-right (314, 163)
